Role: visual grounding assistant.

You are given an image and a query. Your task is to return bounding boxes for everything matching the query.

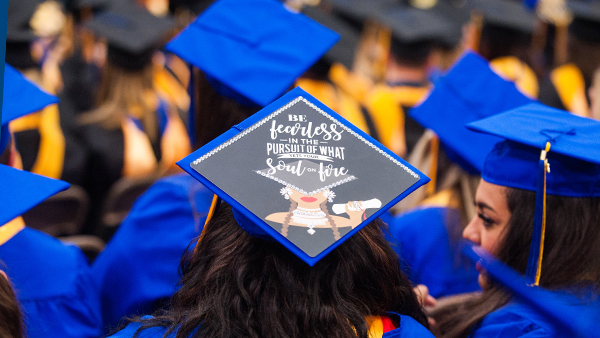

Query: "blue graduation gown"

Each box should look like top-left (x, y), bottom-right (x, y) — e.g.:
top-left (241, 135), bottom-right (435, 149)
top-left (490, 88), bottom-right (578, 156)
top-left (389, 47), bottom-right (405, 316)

top-left (382, 206), bottom-right (480, 298)
top-left (92, 173), bottom-right (214, 331)
top-left (0, 227), bottom-right (102, 338)
top-left (469, 291), bottom-right (600, 338)
top-left (107, 315), bottom-right (435, 338)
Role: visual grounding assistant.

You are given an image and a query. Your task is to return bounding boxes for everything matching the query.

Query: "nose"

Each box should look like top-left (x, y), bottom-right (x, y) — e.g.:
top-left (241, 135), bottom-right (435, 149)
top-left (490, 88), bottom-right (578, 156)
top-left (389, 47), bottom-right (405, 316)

top-left (462, 216), bottom-right (480, 245)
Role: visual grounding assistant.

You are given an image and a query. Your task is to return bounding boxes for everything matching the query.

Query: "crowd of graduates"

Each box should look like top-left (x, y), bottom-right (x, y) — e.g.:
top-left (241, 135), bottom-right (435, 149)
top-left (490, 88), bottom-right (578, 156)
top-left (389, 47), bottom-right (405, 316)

top-left (1, 0), bottom-right (600, 337)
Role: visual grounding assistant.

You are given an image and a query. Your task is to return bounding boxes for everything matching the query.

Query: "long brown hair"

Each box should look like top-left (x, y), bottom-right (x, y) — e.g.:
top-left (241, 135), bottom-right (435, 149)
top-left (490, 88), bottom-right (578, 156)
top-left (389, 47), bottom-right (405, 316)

top-left (434, 187), bottom-right (600, 338)
top-left (79, 62), bottom-right (159, 142)
top-left (132, 203), bottom-right (428, 338)
top-left (0, 271), bottom-right (26, 338)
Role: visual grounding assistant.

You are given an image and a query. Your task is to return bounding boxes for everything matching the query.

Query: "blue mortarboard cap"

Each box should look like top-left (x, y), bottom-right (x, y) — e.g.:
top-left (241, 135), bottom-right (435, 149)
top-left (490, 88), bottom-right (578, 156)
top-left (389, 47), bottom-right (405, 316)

top-left (468, 103), bottom-right (600, 197)
top-left (463, 244), bottom-right (600, 338)
top-left (166, 0), bottom-right (340, 107)
top-left (467, 103), bottom-right (600, 284)
top-left (409, 51), bottom-right (534, 175)
top-left (0, 164), bottom-right (70, 225)
top-left (178, 87), bottom-right (429, 266)
top-left (1, 63), bottom-right (59, 152)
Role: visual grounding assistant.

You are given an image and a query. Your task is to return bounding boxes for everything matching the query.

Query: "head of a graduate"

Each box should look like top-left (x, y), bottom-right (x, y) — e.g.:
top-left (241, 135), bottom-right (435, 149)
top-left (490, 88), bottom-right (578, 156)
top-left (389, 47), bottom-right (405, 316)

top-left (462, 103), bottom-right (600, 290)
top-left (470, 0), bottom-right (535, 62)
top-left (166, 0), bottom-right (341, 149)
top-left (409, 51), bottom-right (534, 219)
top-left (85, 0), bottom-right (174, 73)
top-left (1, 64), bottom-right (59, 167)
top-left (374, 2), bottom-right (458, 79)
top-left (163, 87), bottom-right (430, 337)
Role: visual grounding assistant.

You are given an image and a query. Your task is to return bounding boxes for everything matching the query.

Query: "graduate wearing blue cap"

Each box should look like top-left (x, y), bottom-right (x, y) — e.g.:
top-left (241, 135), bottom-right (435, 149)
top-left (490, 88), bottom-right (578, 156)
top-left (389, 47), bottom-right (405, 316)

top-left (107, 83), bottom-right (433, 337)
top-left (382, 51), bottom-right (534, 299)
top-left (431, 103), bottom-right (600, 338)
top-left (92, 0), bottom-right (341, 331)
top-left (0, 63), bottom-right (102, 338)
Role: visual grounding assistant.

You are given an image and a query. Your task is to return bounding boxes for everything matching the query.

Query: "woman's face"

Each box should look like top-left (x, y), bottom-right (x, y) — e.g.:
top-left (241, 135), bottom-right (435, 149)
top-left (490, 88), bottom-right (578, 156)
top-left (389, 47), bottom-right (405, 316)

top-left (288, 188), bottom-right (328, 206)
top-left (463, 179), bottom-right (511, 256)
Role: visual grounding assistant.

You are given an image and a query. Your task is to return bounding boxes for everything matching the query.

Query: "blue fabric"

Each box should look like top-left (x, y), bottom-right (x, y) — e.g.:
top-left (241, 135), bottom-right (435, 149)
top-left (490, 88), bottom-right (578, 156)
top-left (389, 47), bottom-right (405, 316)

top-left (384, 207), bottom-right (480, 298)
top-left (409, 51), bottom-right (534, 174)
top-left (469, 301), bottom-right (554, 338)
top-left (0, 227), bottom-right (101, 338)
top-left (108, 315), bottom-right (434, 337)
top-left (2, 63), bottom-right (58, 126)
top-left (0, 164), bottom-right (70, 225)
top-left (463, 245), bottom-right (600, 338)
top-left (481, 140), bottom-right (600, 198)
top-left (92, 173), bottom-right (214, 332)
top-left (166, 0), bottom-right (339, 106)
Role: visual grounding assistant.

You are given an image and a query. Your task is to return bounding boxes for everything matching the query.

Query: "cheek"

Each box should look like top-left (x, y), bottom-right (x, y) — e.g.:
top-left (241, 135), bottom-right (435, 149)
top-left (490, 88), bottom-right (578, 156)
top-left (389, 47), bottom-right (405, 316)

top-left (479, 227), bottom-right (504, 256)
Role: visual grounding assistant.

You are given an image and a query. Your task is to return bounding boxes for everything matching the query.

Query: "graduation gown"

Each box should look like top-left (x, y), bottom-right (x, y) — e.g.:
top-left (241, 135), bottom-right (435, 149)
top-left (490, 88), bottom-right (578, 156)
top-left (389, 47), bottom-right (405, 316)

top-left (363, 82), bottom-right (430, 157)
top-left (106, 314), bottom-right (435, 338)
top-left (469, 290), bottom-right (600, 338)
top-left (91, 173), bottom-right (214, 332)
top-left (382, 207), bottom-right (480, 298)
top-left (0, 226), bottom-right (102, 338)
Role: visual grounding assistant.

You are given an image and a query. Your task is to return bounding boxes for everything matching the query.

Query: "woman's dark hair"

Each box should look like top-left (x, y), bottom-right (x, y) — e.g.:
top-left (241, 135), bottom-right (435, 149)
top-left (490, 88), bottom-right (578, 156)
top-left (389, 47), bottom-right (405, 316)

top-left (191, 68), bottom-right (262, 149)
top-left (0, 272), bottom-right (26, 338)
top-left (433, 187), bottom-right (600, 338)
top-left (133, 203), bottom-right (428, 338)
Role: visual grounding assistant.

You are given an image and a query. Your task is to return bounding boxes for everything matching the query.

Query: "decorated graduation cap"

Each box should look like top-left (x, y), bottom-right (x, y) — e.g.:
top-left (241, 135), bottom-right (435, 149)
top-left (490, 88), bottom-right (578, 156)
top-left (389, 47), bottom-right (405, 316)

top-left (178, 87), bottom-right (429, 265)
top-left (467, 103), bottom-right (600, 285)
top-left (463, 244), bottom-right (600, 338)
top-left (166, 0), bottom-right (340, 107)
top-left (568, 0), bottom-right (600, 43)
top-left (374, 2), bottom-right (458, 46)
top-left (471, 0), bottom-right (536, 33)
top-left (0, 164), bottom-right (70, 226)
top-left (84, 0), bottom-right (175, 70)
top-left (1, 63), bottom-right (59, 153)
top-left (409, 51), bottom-right (534, 174)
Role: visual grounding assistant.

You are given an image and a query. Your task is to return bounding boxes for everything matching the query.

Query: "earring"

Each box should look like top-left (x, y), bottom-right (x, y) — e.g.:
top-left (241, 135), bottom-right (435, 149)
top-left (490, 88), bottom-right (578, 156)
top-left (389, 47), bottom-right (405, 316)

top-left (323, 190), bottom-right (335, 203)
top-left (280, 187), bottom-right (293, 200)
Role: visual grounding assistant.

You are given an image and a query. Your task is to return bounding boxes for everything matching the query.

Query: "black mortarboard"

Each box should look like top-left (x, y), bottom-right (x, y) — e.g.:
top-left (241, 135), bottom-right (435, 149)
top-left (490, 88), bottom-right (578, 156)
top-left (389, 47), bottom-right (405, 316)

top-left (568, 0), bottom-right (600, 43)
top-left (84, 0), bottom-right (175, 70)
top-left (374, 2), bottom-right (458, 45)
top-left (302, 6), bottom-right (360, 70)
top-left (178, 87), bottom-right (429, 265)
top-left (471, 0), bottom-right (536, 34)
